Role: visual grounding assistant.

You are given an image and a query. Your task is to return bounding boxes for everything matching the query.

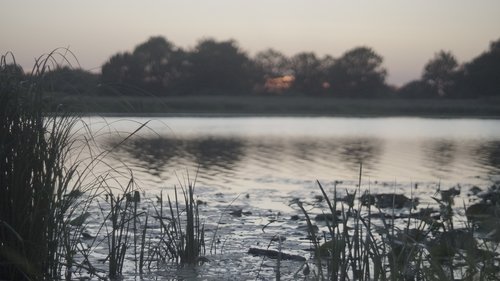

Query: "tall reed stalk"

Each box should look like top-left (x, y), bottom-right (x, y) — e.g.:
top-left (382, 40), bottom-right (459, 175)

top-left (0, 51), bottom-right (86, 280)
top-left (154, 174), bottom-right (206, 265)
top-left (0, 50), bottom-right (126, 280)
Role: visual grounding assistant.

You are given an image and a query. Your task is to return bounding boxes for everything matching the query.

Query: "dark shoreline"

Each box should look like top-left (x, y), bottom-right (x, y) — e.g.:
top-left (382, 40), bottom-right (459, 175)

top-left (55, 95), bottom-right (500, 118)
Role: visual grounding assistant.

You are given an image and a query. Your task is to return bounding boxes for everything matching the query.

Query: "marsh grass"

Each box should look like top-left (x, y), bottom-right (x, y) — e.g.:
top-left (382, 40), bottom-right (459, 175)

top-left (153, 173), bottom-right (206, 265)
top-left (0, 51), bottom-right (154, 280)
top-left (0, 50), bottom-right (212, 280)
top-left (0, 50), bottom-right (101, 280)
top-left (296, 175), bottom-right (500, 280)
top-left (98, 183), bottom-right (140, 278)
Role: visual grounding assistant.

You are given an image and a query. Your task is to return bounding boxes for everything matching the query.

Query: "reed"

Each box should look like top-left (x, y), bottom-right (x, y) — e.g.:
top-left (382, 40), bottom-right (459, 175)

top-left (1, 51), bottom-right (212, 280)
top-left (98, 184), bottom-right (141, 278)
top-left (296, 176), bottom-right (500, 281)
top-left (153, 174), bottom-right (206, 265)
top-left (0, 51), bottom-right (148, 280)
top-left (0, 50), bottom-right (94, 280)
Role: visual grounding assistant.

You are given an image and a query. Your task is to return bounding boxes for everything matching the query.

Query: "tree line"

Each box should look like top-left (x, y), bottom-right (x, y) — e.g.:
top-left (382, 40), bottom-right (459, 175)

top-left (7, 36), bottom-right (500, 98)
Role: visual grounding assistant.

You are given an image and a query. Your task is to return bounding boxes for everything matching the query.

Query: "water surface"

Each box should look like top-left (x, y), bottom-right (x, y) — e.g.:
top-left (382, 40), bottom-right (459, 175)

top-left (75, 116), bottom-right (500, 280)
top-left (83, 117), bottom-right (500, 193)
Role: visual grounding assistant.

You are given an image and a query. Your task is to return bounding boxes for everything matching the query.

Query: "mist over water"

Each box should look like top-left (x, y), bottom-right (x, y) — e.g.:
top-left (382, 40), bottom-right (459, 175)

top-left (87, 117), bottom-right (500, 193)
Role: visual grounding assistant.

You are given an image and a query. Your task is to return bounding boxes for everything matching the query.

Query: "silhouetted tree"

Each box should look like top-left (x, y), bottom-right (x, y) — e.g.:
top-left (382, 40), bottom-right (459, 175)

top-left (422, 51), bottom-right (458, 97)
top-left (457, 38), bottom-right (500, 97)
top-left (398, 80), bottom-right (435, 98)
top-left (100, 36), bottom-right (189, 95)
top-left (254, 49), bottom-right (290, 78)
top-left (132, 36), bottom-right (187, 94)
top-left (289, 52), bottom-right (327, 95)
top-left (98, 35), bottom-right (500, 99)
top-left (100, 52), bottom-right (143, 95)
top-left (43, 67), bottom-right (98, 95)
top-left (187, 39), bottom-right (255, 95)
top-left (252, 49), bottom-right (292, 94)
top-left (327, 47), bottom-right (388, 97)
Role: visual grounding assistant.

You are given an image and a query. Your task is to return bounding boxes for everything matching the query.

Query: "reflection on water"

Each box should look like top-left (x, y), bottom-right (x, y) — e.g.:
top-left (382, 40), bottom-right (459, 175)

top-left (338, 138), bottom-right (382, 175)
top-left (123, 138), bottom-right (185, 178)
top-left (422, 140), bottom-right (457, 179)
top-left (117, 137), bottom-right (245, 170)
top-left (94, 117), bottom-right (500, 192)
top-left (188, 138), bottom-right (245, 170)
top-left (112, 136), bottom-right (385, 187)
top-left (475, 141), bottom-right (500, 177)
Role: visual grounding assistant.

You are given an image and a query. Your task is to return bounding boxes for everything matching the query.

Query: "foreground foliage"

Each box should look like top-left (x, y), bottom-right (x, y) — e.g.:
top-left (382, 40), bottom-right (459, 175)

top-left (0, 51), bottom-right (89, 280)
top-left (1, 52), bottom-right (207, 280)
top-left (296, 179), bottom-right (500, 281)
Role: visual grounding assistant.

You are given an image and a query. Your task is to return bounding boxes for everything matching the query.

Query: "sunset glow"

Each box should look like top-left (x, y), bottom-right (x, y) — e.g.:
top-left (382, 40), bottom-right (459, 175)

top-left (264, 75), bottom-right (295, 93)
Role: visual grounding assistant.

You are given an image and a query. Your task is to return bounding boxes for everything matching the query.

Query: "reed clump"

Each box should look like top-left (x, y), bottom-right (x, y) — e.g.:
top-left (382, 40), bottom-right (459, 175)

top-left (0, 52), bottom-right (211, 280)
top-left (0, 51), bottom-right (92, 280)
top-left (296, 178), bottom-right (500, 281)
top-left (102, 185), bottom-right (140, 278)
top-left (0, 51), bottom-right (147, 280)
top-left (153, 176), bottom-right (206, 265)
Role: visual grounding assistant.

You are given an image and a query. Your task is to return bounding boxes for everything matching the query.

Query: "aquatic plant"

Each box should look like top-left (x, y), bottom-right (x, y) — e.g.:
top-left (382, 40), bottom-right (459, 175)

top-left (0, 51), bottom-right (149, 280)
top-left (0, 50), bottom-right (95, 280)
top-left (295, 175), bottom-right (500, 280)
top-left (99, 184), bottom-right (141, 278)
top-left (153, 173), bottom-right (206, 265)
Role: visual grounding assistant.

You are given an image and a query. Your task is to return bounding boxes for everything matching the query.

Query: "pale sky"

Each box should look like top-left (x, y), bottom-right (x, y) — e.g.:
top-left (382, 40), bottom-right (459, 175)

top-left (1, 0), bottom-right (499, 86)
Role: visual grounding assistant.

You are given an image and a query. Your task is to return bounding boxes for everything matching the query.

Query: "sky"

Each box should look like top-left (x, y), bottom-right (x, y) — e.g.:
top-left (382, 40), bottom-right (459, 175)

top-left (1, 0), bottom-right (499, 86)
